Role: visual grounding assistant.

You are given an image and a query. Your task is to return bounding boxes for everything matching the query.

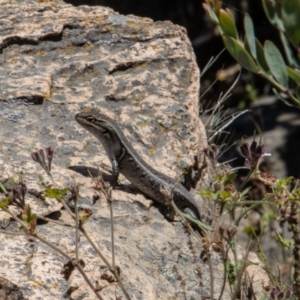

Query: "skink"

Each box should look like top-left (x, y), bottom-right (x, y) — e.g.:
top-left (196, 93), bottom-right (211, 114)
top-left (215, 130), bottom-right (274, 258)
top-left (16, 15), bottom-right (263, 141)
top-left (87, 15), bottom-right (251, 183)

top-left (75, 110), bottom-right (201, 221)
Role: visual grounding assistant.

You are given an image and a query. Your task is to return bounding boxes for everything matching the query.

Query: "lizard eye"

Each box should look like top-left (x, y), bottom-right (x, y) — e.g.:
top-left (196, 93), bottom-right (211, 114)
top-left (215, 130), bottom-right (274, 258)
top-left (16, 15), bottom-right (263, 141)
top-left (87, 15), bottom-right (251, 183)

top-left (86, 116), bottom-right (95, 122)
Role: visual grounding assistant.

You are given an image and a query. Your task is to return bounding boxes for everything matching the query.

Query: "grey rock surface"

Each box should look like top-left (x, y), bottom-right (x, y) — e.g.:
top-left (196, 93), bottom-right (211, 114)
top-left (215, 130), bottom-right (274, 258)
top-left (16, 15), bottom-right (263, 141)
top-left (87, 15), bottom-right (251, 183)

top-left (0, 0), bottom-right (228, 299)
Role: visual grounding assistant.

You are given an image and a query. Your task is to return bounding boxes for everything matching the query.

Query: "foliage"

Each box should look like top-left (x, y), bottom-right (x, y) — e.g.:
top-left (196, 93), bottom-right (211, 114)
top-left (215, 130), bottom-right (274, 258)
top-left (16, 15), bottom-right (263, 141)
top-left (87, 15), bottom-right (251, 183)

top-left (203, 0), bottom-right (300, 108)
top-left (202, 138), bottom-right (300, 299)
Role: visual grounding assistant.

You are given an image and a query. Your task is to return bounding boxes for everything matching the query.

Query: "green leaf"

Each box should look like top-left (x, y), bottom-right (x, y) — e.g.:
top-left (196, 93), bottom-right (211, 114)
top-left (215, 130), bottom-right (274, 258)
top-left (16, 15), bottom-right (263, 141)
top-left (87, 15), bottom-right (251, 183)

top-left (244, 14), bottom-right (256, 59)
top-left (255, 39), bottom-right (270, 72)
top-left (276, 176), bottom-right (294, 187)
top-left (280, 32), bottom-right (300, 68)
top-left (295, 188), bottom-right (300, 198)
top-left (240, 186), bottom-right (252, 197)
top-left (262, 0), bottom-right (285, 30)
top-left (223, 35), bottom-right (259, 73)
top-left (264, 41), bottom-right (289, 89)
top-left (243, 226), bottom-right (258, 236)
top-left (215, 174), bottom-right (223, 182)
top-left (287, 67), bottom-right (300, 85)
top-left (223, 173), bottom-right (237, 184)
top-left (203, 3), bottom-right (219, 24)
top-left (219, 190), bottom-right (231, 199)
top-left (226, 9), bottom-right (236, 24)
top-left (272, 88), bottom-right (294, 107)
top-left (45, 186), bottom-right (68, 199)
top-left (219, 9), bottom-right (238, 39)
top-left (79, 209), bottom-right (93, 224)
top-left (276, 232), bottom-right (292, 249)
top-left (0, 183), bottom-right (7, 193)
top-left (261, 210), bottom-right (277, 222)
top-left (0, 197), bottom-right (9, 209)
top-left (199, 189), bottom-right (219, 201)
top-left (182, 212), bottom-right (213, 231)
top-left (22, 205), bottom-right (37, 223)
top-left (282, 0), bottom-right (300, 47)
top-left (226, 260), bottom-right (237, 285)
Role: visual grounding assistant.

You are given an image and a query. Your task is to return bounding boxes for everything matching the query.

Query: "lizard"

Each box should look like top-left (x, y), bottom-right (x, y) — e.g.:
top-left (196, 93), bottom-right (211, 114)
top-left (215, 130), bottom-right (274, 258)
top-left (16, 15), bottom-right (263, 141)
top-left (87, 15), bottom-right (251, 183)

top-left (75, 110), bottom-right (202, 222)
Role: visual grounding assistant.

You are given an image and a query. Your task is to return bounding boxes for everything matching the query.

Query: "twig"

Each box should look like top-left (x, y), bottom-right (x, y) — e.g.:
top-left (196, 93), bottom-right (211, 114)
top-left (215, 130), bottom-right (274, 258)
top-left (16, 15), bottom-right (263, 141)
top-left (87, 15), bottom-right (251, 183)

top-left (80, 227), bottom-right (132, 300)
top-left (2, 207), bottom-right (104, 300)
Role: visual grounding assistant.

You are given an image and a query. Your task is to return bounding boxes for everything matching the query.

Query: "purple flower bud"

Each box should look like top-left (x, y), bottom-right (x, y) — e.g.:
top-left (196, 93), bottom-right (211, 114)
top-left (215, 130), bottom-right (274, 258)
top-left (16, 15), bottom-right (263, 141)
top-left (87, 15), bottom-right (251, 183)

top-left (202, 144), bottom-right (219, 165)
top-left (31, 147), bottom-right (54, 174)
top-left (240, 140), bottom-right (271, 169)
top-left (45, 146), bottom-right (54, 172)
top-left (20, 182), bottom-right (27, 203)
top-left (270, 286), bottom-right (279, 299)
top-left (240, 142), bottom-right (250, 158)
top-left (250, 140), bottom-right (257, 154)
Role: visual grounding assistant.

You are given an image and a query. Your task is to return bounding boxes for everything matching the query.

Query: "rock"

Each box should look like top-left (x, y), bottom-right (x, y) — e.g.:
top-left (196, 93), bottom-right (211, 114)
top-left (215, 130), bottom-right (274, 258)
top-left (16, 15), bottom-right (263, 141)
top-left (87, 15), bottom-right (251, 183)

top-left (0, 0), bottom-right (224, 299)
